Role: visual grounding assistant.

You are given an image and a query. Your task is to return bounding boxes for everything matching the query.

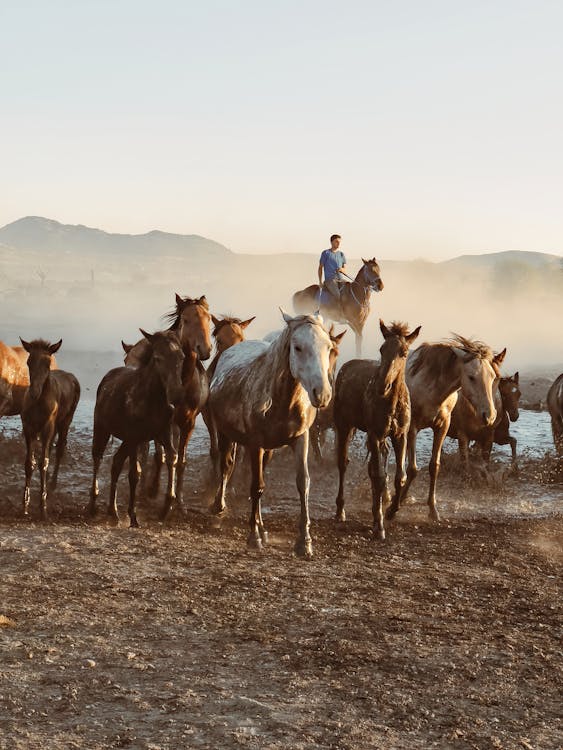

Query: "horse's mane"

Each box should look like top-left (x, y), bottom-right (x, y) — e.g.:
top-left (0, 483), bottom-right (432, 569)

top-left (387, 321), bottom-right (410, 337)
top-left (163, 295), bottom-right (210, 330)
top-left (409, 334), bottom-right (493, 380)
top-left (25, 339), bottom-right (54, 352)
top-left (213, 316), bottom-right (243, 338)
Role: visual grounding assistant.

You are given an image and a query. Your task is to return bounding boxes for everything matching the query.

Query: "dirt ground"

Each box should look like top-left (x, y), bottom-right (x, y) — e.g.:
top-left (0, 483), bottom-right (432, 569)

top-left (0, 426), bottom-right (562, 750)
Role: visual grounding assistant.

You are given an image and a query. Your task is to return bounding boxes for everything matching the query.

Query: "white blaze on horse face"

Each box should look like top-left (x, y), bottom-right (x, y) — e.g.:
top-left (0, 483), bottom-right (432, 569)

top-left (458, 355), bottom-right (497, 427)
top-left (288, 323), bottom-right (332, 409)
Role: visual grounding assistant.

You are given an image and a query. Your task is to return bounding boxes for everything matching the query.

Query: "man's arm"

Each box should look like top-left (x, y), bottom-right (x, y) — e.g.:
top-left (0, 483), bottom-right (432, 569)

top-left (318, 262), bottom-right (323, 285)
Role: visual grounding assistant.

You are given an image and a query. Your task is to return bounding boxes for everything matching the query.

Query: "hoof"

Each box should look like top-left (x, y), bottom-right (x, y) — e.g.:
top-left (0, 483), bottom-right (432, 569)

top-left (385, 505), bottom-right (398, 520)
top-left (209, 501), bottom-right (227, 517)
top-left (429, 509), bottom-right (441, 523)
top-left (159, 506), bottom-right (171, 522)
top-left (129, 517), bottom-right (140, 529)
top-left (258, 528), bottom-right (269, 544)
top-left (335, 509), bottom-right (346, 523)
top-left (247, 533), bottom-right (263, 551)
top-left (294, 539), bottom-right (313, 559)
top-left (372, 527), bottom-right (386, 542)
top-left (107, 510), bottom-right (120, 526)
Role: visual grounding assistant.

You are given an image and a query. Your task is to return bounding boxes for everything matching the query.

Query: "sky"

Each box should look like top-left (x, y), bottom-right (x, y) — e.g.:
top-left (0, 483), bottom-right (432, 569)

top-left (1, 0), bottom-right (562, 260)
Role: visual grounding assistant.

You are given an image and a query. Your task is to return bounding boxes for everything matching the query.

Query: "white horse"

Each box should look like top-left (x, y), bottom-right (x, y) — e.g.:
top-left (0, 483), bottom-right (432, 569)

top-left (208, 311), bottom-right (335, 557)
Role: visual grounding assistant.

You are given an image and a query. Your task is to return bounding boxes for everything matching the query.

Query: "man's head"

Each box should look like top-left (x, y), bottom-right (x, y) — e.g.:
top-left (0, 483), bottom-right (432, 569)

top-left (330, 234), bottom-right (341, 250)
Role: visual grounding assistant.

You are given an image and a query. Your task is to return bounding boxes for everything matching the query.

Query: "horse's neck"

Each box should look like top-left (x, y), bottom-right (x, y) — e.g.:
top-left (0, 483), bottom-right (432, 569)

top-left (181, 349), bottom-right (198, 382)
top-left (134, 362), bottom-right (168, 405)
top-left (409, 346), bottom-right (462, 406)
top-left (348, 269), bottom-right (371, 304)
top-left (260, 329), bottom-right (302, 407)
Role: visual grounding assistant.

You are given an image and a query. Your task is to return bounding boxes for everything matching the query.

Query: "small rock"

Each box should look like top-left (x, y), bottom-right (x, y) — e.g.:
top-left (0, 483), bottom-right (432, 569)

top-left (85, 659), bottom-right (96, 668)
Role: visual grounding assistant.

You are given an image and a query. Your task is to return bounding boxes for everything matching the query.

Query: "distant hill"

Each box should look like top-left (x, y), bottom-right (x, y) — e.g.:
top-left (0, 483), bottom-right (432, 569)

top-left (443, 249), bottom-right (562, 270)
top-left (0, 216), bottom-right (232, 260)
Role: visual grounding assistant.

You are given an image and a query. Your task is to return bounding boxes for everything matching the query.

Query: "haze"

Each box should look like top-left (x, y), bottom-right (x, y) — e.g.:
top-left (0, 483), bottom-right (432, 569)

top-left (2, 1), bottom-right (563, 260)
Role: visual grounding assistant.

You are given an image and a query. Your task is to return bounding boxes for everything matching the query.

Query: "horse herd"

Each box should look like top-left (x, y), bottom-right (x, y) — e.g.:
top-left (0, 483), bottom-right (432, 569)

top-left (0, 283), bottom-right (562, 558)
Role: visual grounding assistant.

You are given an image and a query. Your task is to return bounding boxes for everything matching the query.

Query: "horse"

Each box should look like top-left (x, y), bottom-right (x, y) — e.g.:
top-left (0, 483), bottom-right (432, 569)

top-left (385, 336), bottom-right (505, 523)
top-left (292, 258), bottom-right (384, 357)
top-left (208, 311), bottom-right (335, 557)
top-left (333, 320), bottom-right (421, 539)
top-left (489, 373), bottom-right (521, 464)
top-left (88, 329), bottom-right (185, 527)
top-left (547, 373), bottom-right (563, 455)
top-left (447, 354), bottom-right (509, 468)
top-left (19, 339), bottom-right (80, 519)
top-left (0, 342), bottom-right (57, 418)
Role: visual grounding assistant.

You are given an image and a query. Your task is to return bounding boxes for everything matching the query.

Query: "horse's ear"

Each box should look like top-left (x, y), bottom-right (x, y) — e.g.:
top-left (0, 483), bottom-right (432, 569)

top-left (198, 295), bottom-right (209, 309)
top-left (175, 293), bottom-right (183, 307)
top-left (280, 307), bottom-right (293, 324)
top-left (211, 314), bottom-right (221, 327)
top-left (362, 258), bottom-right (368, 265)
top-left (240, 316), bottom-right (256, 329)
top-left (121, 341), bottom-right (133, 354)
top-left (328, 323), bottom-right (335, 336)
top-left (379, 319), bottom-right (391, 339)
top-left (49, 339), bottom-right (62, 355)
top-left (406, 326), bottom-right (422, 345)
top-left (331, 329), bottom-right (347, 345)
top-left (493, 347), bottom-right (507, 366)
top-left (514, 371), bottom-right (519, 384)
top-left (140, 328), bottom-right (155, 343)
top-left (20, 337), bottom-right (32, 353)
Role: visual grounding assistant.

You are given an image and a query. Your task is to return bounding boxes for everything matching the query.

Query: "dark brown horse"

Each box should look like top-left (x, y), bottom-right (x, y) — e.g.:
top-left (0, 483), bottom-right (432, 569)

top-left (490, 373), bottom-right (521, 464)
top-left (209, 311), bottom-right (335, 557)
top-left (386, 336), bottom-right (505, 523)
top-left (333, 320), bottom-right (421, 539)
top-left (0, 342), bottom-right (57, 418)
top-left (292, 258), bottom-right (384, 357)
top-left (89, 329), bottom-right (185, 527)
top-left (547, 373), bottom-right (563, 455)
top-left (20, 339), bottom-right (80, 519)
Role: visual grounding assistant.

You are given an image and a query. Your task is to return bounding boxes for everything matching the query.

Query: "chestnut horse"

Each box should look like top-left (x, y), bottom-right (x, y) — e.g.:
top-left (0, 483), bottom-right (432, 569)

top-left (386, 336), bottom-right (505, 523)
top-left (20, 339), bottom-right (80, 519)
top-left (209, 311), bottom-right (334, 557)
top-left (449, 370), bottom-right (520, 467)
top-left (547, 373), bottom-right (563, 455)
top-left (292, 258), bottom-right (384, 357)
top-left (89, 329), bottom-right (185, 527)
top-left (333, 320), bottom-right (421, 539)
top-left (0, 342), bottom-right (57, 418)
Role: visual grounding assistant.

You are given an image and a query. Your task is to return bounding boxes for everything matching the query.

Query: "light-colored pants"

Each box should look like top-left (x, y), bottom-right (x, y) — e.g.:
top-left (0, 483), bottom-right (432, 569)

top-left (324, 278), bottom-right (342, 300)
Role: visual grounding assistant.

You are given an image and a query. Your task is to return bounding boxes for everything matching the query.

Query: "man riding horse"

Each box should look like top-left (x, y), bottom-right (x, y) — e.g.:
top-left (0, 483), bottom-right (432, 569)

top-left (318, 234), bottom-right (347, 315)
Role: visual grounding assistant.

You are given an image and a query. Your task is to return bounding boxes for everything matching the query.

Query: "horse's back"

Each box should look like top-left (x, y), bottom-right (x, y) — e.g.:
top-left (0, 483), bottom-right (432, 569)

top-left (210, 340), bottom-right (270, 391)
top-left (292, 285), bottom-right (320, 315)
top-left (547, 374), bottom-right (563, 416)
top-left (52, 370), bottom-right (81, 420)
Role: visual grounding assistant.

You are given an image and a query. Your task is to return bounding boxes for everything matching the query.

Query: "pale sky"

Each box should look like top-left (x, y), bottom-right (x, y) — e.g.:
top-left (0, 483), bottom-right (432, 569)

top-left (2, 0), bottom-right (562, 260)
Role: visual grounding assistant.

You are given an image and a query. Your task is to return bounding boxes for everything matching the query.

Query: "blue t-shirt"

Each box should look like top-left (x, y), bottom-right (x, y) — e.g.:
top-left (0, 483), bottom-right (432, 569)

top-left (320, 249), bottom-right (346, 281)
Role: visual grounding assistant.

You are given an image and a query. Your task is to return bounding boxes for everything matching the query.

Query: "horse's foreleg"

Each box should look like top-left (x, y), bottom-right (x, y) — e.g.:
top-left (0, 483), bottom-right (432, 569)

top-left (310, 421), bottom-right (322, 462)
top-left (39, 426), bottom-right (55, 520)
top-left (127, 446), bottom-right (141, 528)
top-left (161, 424), bottom-right (188, 521)
top-left (367, 435), bottom-right (386, 541)
top-left (428, 419), bottom-right (450, 522)
top-left (509, 435), bottom-right (518, 466)
top-left (458, 434), bottom-right (470, 470)
top-left (390, 431), bottom-right (407, 510)
top-left (148, 441), bottom-right (165, 498)
top-left (210, 433), bottom-right (237, 515)
top-left (201, 404), bottom-right (218, 462)
top-left (247, 446), bottom-right (266, 549)
top-left (388, 426), bottom-right (417, 518)
top-left (335, 425), bottom-right (353, 521)
top-left (22, 432), bottom-right (36, 517)
top-left (108, 442), bottom-right (129, 522)
top-left (293, 431), bottom-right (313, 558)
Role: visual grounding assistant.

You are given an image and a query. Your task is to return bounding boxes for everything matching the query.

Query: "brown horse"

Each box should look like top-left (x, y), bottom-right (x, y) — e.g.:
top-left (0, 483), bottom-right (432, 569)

top-left (20, 339), bottom-right (80, 519)
top-left (209, 311), bottom-right (335, 557)
top-left (0, 342), bottom-right (57, 418)
top-left (292, 258), bottom-right (384, 357)
top-left (89, 329), bottom-right (185, 527)
top-left (386, 336), bottom-right (505, 523)
top-left (490, 373), bottom-right (521, 464)
top-left (333, 320), bottom-right (421, 539)
top-left (547, 373), bottom-right (563, 455)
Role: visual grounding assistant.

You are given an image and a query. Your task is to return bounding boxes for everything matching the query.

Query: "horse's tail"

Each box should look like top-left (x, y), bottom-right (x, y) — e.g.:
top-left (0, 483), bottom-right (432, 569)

top-left (293, 286), bottom-right (321, 315)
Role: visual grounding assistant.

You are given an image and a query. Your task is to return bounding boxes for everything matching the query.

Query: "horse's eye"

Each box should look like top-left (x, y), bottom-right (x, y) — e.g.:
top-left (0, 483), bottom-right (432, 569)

top-left (469, 375), bottom-right (476, 382)
top-left (294, 345), bottom-right (302, 353)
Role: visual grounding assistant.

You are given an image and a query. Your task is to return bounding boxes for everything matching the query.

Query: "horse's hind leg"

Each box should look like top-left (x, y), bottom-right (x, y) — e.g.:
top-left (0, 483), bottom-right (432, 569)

top-left (367, 435), bottom-right (386, 541)
top-left (89, 424), bottom-right (111, 517)
top-left (174, 418), bottom-right (195, 516)
top-left (335, 424), bottom-right (353, 522)
top-left (108, 442), bottom-right (129, 522)
top-left (127, 446), bottom-right (141, 528)
top-left (210, 433), bottom-right (237, 515)
top-left (160, 430), bottom-right (182, 522)
top-left (50, 422), bottom-right (70, 491)
top-left (293, 431), bottom-right (313, 558)
top-left (148, 441), bottom-right (165, 498)
top-left (248, 446), bottom-right (267, 549)
top-left (427, 420), bottom-right (450, 522)
top-left (388, 426), bottom-right (417, 518)
top-left (22, 432), bottom-right (36, 517)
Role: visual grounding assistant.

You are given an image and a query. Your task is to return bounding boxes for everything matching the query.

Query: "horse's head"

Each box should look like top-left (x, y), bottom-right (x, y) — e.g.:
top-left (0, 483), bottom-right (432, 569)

top-left (499, 372), bottom-right (521, 422)
top-left (327, 324), bottom-right (347, 384)
top-left (122, 339), bottom-right (150, 368)
top-left (361, 258), bottom-right (384, 292)
top-left (377, 320), bottom-right (421, 396)
top-left (212, 314), bottom-right (256, 355)
top-left (281, 310), bottom-right (333, 409)
top-left (452, 336), bottom-right (506, 426)
top-left (20, 338), bottom-right (62, 401)
top-left (140, 329), bottom-right (185, 407)
top-left (169, 294), bottom-right (213, 361)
